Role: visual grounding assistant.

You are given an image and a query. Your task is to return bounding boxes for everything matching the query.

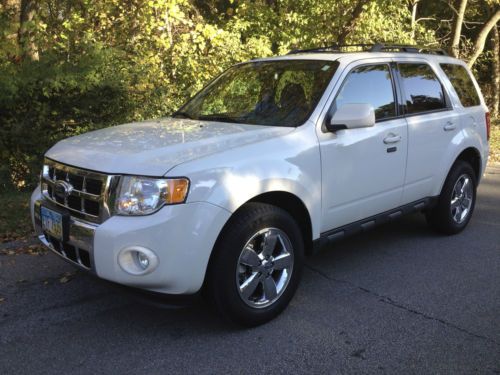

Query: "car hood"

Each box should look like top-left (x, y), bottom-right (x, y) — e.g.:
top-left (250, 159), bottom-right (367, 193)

top-left (46, 117), bottom-right (294, 176)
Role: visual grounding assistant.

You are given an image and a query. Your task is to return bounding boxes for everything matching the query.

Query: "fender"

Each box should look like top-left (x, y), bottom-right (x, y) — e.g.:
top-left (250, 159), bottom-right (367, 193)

top-left (167, 122), bottom-right (323, 239)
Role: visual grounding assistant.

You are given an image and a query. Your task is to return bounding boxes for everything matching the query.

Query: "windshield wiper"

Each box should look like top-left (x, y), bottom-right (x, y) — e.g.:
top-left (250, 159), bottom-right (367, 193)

top-left (198, 115), bottom-right (244, 124)
top-left (172, 111), bottom-right (194, 119)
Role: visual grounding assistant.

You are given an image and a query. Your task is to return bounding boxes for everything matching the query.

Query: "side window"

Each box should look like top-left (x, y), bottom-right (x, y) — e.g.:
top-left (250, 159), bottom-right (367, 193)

top-left (398, 63), bottom-right (447, 114)
top-left (440, 63), bottom-right (481, 107)
top-left (333, 64), bottom-right (396, 121)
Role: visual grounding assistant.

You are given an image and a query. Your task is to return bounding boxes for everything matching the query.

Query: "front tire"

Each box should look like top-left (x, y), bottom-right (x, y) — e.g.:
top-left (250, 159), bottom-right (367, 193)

top-left (426, 160), bottom-right (477, 235)
top-left (206, 202), bottom-right (304, 326)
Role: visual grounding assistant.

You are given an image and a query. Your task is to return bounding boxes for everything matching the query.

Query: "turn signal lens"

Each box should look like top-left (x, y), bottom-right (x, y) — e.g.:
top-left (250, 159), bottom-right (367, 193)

top-left (167, 179), bottom-right (190, 204)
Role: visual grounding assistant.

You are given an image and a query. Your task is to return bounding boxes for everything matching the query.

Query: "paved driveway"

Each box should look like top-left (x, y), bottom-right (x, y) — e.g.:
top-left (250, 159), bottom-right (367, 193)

top-left (1, 167), bottom-right (499, 374)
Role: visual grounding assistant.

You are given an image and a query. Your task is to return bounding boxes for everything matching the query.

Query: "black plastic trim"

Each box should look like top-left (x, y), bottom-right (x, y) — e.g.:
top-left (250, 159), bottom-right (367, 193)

top-left (311, 197), bottom-right (438, 253)
top-left (288, 44), bottom-right (448, 56)
top-left (325, 123), bottom-right (348, 132)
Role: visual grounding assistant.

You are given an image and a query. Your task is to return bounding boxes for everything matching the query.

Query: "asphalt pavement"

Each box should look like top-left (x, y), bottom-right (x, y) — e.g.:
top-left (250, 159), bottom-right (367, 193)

top-left (1, 166), bottom-right (499, 374)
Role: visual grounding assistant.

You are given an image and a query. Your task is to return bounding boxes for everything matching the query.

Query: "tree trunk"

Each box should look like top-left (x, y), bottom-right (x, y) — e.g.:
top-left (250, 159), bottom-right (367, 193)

top-left (492, 25), bottom-right (499, 117)
top-left (450, 0), bottom-right (468, 57)
top-left (18, 0), bottom-right (39, 61)
top-left (337, 0), bottom-right (372, 45)
top-left (467, 10), bottom-right (500, 68)
top-left (411, 0), bottom-right (420, 41)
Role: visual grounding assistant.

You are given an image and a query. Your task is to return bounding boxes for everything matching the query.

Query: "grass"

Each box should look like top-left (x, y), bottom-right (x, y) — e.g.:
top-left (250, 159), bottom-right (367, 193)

top-left (0, 191), bottom-right (33, 243)
top-left (489, 118), bottom-right (500, 165)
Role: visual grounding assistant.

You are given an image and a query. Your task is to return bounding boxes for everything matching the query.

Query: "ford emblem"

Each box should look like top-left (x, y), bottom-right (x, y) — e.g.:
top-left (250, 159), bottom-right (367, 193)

top-left (54, 180), bottom-right (73, 199)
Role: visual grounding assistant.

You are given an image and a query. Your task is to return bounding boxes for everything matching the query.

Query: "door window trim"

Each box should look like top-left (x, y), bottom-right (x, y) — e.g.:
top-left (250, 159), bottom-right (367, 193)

top-left (325, 62), bottom-right (401, 125)
top-left (394, 61), bottom-right (453, 118)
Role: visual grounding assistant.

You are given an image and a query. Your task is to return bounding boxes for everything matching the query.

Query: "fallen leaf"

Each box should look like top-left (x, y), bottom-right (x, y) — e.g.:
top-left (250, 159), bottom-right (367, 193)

top-left (0, 298), bottom-right (5, 303)
top-left (59, 271), bottom-right (75, 284)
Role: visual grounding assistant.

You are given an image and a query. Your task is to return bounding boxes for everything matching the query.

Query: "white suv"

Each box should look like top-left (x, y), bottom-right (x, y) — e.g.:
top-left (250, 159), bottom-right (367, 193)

top-left (31, 44), bottom-right (490, 326)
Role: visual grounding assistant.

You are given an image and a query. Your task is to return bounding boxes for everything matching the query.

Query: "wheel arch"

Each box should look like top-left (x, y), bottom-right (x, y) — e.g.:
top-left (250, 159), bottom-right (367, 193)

top-left (455, 147), bottom-right (482, 181)
top-left (247, 191), bottom-right (313, 254)
top-left (202, 191), bottom-right (314, 291)
top-left (435, 146), bottom-right (483, 197)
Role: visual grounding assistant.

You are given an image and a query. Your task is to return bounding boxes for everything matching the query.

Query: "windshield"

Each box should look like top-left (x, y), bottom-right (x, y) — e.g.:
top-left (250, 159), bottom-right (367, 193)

top-left (174, 60), bottom-right (338, 127)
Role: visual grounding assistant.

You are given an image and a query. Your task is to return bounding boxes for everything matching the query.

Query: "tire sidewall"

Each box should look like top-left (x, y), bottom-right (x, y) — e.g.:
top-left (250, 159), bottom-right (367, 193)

top-left (208, 203), bottom-right (304, 326)
top-left (437, 161), bottom-right (477, 233)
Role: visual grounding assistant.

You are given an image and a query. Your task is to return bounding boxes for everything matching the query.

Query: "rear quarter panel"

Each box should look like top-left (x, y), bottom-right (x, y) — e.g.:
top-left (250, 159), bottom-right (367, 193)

top-left (432, 60), bottom-right (489, 194)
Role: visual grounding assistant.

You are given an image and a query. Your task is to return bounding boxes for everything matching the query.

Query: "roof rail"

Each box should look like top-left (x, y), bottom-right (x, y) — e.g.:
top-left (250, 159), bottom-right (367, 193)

top-left (287, 43), bottom-right (448, 56)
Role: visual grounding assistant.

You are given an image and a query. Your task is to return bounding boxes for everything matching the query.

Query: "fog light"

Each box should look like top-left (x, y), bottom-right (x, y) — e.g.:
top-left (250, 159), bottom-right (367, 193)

top-left (118, 246), bottom-right (159, 275)
top-left (136, 252), bottom-right (149, 270)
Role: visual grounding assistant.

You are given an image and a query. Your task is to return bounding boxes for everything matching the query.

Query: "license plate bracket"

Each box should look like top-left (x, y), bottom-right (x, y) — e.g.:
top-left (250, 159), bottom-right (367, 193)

top-left (40, 206), bottom-right (69, 242)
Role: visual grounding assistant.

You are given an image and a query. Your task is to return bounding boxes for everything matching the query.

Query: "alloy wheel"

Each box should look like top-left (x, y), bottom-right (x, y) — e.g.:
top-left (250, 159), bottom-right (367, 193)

top-left (236, 228), bottom-right (294, 308)
top-left (450, 174), bottom-right (473, 224)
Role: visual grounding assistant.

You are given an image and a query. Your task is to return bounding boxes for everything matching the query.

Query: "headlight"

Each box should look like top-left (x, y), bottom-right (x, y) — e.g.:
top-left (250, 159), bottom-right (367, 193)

top-left (115, 176), bottom-right (189, 215)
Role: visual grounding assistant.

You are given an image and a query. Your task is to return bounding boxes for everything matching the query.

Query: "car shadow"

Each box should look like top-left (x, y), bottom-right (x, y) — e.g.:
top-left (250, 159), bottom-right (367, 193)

top-left (81, 212), bottom-right (437, 332)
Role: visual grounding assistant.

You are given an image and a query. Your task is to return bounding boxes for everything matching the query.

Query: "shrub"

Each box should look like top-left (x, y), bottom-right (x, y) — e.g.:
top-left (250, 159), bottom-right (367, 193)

top-left (0, 47), bottom-right (132, 191)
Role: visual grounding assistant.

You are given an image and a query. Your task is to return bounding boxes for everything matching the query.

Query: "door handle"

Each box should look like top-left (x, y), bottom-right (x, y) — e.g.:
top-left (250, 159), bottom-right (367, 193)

top-left (383, 134), bottom-right (401, 144)
top-left (444, 121), bottom-right (456, 131)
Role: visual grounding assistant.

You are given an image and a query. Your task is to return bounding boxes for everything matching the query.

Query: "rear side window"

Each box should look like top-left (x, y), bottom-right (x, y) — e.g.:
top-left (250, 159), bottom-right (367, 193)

top-left (398, 63), bottom-right (447, 114)
top-left (440, 64), bottom-right (481, 107)
top-left (333, 64), bottom-right (396, 121)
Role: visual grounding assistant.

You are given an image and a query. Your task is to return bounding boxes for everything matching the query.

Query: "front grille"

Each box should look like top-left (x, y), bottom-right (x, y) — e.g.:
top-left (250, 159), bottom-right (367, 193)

top-left (41, 159), bottom-right (118, 223)
top-left (45, 234), bottom-right (92, 269)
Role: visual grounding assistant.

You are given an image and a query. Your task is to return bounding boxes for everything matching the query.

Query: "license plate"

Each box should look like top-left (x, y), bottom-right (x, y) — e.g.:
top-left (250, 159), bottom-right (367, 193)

top-left (41, 206), bottom-right (64, 240)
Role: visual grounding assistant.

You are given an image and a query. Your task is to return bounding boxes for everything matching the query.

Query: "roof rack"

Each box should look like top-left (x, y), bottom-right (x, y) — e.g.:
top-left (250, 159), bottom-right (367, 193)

top-left (287, 43), bottom-right (448, 56)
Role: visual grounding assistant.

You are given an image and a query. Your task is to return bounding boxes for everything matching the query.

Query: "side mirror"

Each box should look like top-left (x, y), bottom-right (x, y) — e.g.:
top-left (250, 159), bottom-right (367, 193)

top-left (326, 103), bottom-right (375, 132)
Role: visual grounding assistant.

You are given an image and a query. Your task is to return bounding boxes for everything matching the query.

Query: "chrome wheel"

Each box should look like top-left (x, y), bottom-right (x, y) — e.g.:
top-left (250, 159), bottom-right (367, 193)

top-left (450, 174), bottom-right (473, 224)
top-left (236, 228), bottom-right (294, 309)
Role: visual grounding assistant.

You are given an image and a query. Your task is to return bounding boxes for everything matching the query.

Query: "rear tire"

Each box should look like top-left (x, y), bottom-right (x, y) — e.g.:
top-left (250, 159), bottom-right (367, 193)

top-left (206, 202), bottom-right (304, 326)
top-left (426, 160), bottom-right (477, 235)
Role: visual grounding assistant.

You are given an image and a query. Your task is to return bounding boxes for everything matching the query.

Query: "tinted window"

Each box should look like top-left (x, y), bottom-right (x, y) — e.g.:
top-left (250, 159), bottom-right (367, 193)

top-left (399, 63), bottom-right (446, 114)
top-left (440, 64), bottom-right (480, 107)
top-left (333, 64), bottom-right (396, 120)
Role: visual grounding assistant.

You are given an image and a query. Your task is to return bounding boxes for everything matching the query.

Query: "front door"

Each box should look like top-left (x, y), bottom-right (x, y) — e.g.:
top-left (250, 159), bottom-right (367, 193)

top-left (318, 62), bottom-right (408, 232)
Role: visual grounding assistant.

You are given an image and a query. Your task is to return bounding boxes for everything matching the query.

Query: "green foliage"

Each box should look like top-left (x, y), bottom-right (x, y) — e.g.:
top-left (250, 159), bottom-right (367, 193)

top-left (0, 190), bottom-right (33, 243)
top-left (0, 0), bottom-right (497, 191)
top-left (490, 119), bottom-right (500, 164)
top-left (0, 47), bottom-right (132, 190)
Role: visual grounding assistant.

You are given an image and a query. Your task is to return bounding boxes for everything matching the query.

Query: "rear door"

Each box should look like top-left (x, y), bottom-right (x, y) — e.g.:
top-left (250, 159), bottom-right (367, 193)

top-left (395, 60), bottom-right (460, 204)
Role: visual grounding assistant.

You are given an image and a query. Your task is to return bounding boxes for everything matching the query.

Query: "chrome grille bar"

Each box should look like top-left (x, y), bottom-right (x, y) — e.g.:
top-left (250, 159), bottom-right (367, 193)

top-left (41, 158), bottom-right (120, 224)
top-left (42, 177), bottom-right (101, 201)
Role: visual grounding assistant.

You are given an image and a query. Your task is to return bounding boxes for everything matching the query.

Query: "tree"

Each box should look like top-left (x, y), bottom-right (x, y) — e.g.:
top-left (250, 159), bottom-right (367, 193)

top-left (491, 25), bottom-right (499, 116)
top-left (337, 0), bottom-right (372, 45)
top-left (18, 0), bottom-right (38, 61)
top-left (0, 0), bottom-right (498, 190)
top-left (450, 0), bottom-right (468, 57)
top-left (467, 9), bottom-right (500, 67)
top-left (410, 0), bottom-right (420, 40)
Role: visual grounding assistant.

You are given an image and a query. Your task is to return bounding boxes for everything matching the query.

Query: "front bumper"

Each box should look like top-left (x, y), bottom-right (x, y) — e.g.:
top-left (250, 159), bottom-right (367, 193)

top-left (31, 186), bottom-right (232, 294)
